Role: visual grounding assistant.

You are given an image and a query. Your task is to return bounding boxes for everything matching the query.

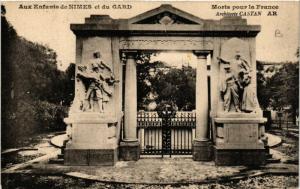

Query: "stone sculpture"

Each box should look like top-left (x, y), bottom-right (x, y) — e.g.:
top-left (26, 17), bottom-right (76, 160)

top-left (239, 66), bottom-right (257, 112)
top-left (220, 63), bottom-right (241, 112)
top-left (76, 51), bottom-right (118, 113)
top-left (219, 52), bottom-right (257, 113)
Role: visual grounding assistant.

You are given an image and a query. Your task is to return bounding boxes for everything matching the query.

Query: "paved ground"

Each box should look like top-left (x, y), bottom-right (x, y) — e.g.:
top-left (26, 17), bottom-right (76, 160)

top-left (2, 174), bottom-right (298, 189)
top-left (8, 157), bottom-right (297, 184)
top-left (3, 153), bottom-right (298, 185)
top-left (2, 130), bottom-right (298, 188)
top-left (2, 132), bottom-right (61, 170)
top-left (2, 158), bottom-right (298, 188)
top-left (14, 158), bottom-right (246, 184)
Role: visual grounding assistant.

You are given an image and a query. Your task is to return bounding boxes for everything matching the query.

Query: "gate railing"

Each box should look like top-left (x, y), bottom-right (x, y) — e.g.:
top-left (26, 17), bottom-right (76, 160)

top-left (137, 111), bottom-right (196, 155)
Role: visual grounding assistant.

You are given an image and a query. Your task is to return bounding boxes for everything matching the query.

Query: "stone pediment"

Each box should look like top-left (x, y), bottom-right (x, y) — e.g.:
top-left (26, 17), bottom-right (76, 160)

top-left (129, 4), bottom-right (203, 25)
top-left (71, 4), bottom-right (261, 37)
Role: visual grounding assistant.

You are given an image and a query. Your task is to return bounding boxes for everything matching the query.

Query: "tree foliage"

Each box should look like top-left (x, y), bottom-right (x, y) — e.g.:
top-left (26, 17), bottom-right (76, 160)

top-left (136, 52), bottom-right (196, 111)
top-left (1, 6), bottom-right (75, 148)
top-left (257, 62), bottom-right (272, 110)
top-left (136, 53), bottom-right (160, 109)
top-left (151, 66), bottom-right (196, 110)
top-left (270, 63), bottom-right (299, 111)
top-left (257, 59), bottom-right (299, 122)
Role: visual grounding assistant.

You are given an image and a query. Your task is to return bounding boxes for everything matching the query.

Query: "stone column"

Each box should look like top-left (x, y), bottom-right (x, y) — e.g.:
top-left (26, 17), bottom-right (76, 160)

top-left (124, 52), bottom-right (138, 142)
top-left (192, 50), bottom-right (212, 161)
top-left (119, 51), bottom-right (140, 161)
top-left (195, 51), bottom-right (209, 141)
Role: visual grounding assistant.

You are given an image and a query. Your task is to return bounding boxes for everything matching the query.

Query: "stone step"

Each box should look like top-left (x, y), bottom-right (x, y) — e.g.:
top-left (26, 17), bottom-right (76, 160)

top-left (266, 158), bottom-right (281, 164)
top-left (266, 153), bottom-right (273, 159)
top-left (49, 158), bottom-right (64, 164)
top-left (284, 159), bottom-right (299, 164)
top-left (57, 154), bottom-right (64, 159)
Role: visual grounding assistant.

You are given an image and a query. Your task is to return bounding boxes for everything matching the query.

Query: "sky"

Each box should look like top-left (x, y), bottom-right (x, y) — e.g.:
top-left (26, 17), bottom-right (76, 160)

top-left (3, 1), bottom-right (299, 70)
top-left (150, 52), bottom-right (198, 68)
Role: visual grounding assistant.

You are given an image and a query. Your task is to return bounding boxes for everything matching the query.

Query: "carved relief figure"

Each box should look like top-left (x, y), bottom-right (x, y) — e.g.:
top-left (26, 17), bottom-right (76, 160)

top-left (220, 64), bottom-right (241, 112)
top-left (219, 51), bottom-right (257, 113)
top-left (233, 52), bottom-right (251, 74)
top-left (76, 51), bottom-right (118, 113)
top-left (239, 68), bottom-right (257, 112)
top-left (234, 52), bottom-right (257, 112)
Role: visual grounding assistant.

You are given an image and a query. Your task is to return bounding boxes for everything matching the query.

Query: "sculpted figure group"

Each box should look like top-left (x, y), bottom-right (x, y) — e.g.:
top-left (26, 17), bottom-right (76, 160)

top-left (76, 51), bottom-right (118, 113)
top-left (219, 52), bottom-right (257, 113)
top-left (73, 50), bottom-right (256, 114)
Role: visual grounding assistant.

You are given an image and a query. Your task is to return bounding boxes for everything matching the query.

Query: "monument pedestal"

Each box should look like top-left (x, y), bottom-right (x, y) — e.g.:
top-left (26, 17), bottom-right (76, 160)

top-left (213, 114), bottom-right (266, 166)
top-left (119, 141), bottom-right (140, 161)
top-left (213, 148), bottom-right (265, 166)
top-left (192, 140), bottom-right (213, 161)
top-left (64, 112), bottom-right (118, 166)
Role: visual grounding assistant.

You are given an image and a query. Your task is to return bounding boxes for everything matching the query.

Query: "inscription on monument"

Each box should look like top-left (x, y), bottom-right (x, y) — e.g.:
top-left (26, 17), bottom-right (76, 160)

top-left (119, 39), bottom-right (213, 50)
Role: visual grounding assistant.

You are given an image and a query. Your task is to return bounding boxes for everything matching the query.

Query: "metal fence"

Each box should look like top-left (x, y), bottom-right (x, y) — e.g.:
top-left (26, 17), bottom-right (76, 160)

top-left (137, 111), bottom-right (196, 156)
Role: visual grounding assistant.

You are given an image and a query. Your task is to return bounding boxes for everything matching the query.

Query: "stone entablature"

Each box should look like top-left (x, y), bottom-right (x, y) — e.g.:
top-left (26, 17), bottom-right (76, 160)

top-left (70, 4), bottom-right (260, 37)
top-left (71, 23), bottom-right (260, 37)
top-left (119, 37), bottom-right (214, 50)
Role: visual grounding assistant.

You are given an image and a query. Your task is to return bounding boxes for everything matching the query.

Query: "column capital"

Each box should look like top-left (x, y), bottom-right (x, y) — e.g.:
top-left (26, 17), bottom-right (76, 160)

top-left (123, 50), bottom-right (138, 59)
top-left (193, 50), bottom-right (210, 59)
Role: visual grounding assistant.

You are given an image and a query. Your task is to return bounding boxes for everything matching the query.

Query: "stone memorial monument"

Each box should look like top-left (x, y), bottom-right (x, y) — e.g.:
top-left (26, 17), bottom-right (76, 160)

top-left (213, 38), bottom-right (266, 165)
top-left (64, 4), bottom-right (266, 166)
top-left (64, 50), bottom-right (120, 166)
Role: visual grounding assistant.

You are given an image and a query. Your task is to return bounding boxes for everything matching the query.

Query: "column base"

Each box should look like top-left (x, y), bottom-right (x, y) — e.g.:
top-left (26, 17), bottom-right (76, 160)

top-left (119, 141), bottom-right (140, 161)
top-left (192, 140), bottom-right (213, 161)
top-left (64, 148), bottom-right (118, 166)
top-left (214, 146), bottom-right (266, 166)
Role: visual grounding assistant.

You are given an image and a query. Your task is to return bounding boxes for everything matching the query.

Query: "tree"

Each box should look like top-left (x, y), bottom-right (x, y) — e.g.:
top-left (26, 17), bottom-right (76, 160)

top-left (270, 62), bottom-right (299, 121)
top-left (136, 51), bottom-right (196, 111)
top-left (136, 52), bottom-right (161, 109)
top-left (61, 63), bottom-right (76, 106)
top-left (257, 56), bottom-right (299, 123)
top-left (151, 66), bottom-right (196, 110)
top-left (257, 61), bottom-right (272, 109)
top-left (1, 6), bottom-right (75, 148)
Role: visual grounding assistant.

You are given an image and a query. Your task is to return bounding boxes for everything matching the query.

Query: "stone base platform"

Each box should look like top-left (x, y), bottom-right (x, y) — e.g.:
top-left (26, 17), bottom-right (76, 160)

top-left (63, 112), bottom-right (120, 166)
top-left (192, 140), bottom-right (213, 161)
top-left (214, 147), bottom-right (266, 166)
top-left (119, 141), bottom-right (140, 161)
top-left (213, 116), bottom-right (267, 166)
top-left (64, 148), bottom-right (118, 166)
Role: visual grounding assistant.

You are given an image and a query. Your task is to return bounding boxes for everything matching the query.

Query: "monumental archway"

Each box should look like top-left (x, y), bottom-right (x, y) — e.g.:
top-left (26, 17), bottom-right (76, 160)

top-left (64, 4), bottom-right (267, 166)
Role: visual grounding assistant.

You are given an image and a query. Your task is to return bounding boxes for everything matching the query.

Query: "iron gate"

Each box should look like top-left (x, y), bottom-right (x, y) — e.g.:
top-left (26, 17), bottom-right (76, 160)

top-left (137, 111), bottom-right (196, 156)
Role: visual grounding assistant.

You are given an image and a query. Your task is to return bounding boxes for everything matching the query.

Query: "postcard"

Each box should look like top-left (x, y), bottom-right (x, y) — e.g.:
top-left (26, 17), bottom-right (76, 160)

top-left (1, 1), bottom-right (299, 188)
